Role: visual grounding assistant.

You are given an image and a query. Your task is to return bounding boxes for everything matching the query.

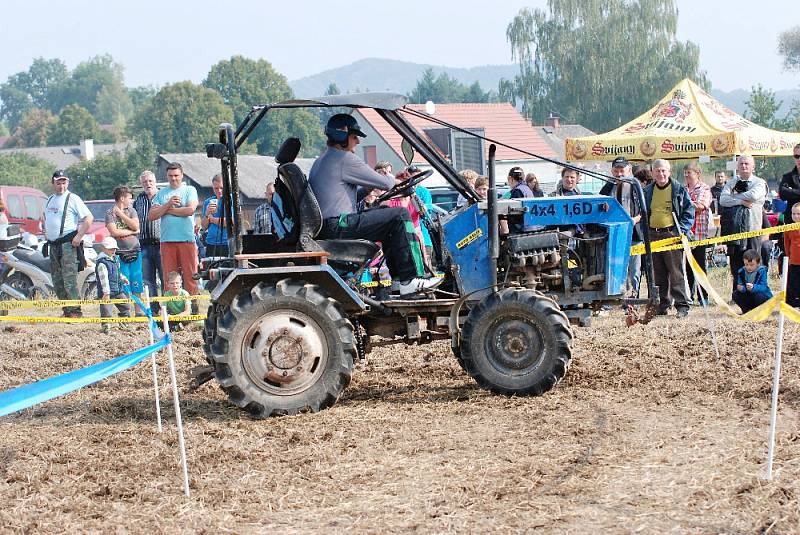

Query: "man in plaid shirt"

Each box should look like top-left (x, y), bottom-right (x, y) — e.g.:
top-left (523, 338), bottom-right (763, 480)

top-left (252, 182), bottom-right (275, 234)
top-left (683, 161), bottom-right (712, 302)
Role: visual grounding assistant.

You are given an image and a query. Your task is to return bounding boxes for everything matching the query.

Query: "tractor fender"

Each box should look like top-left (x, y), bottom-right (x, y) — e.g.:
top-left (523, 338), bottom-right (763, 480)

top-left (210, 264), bottom-right (367, 313)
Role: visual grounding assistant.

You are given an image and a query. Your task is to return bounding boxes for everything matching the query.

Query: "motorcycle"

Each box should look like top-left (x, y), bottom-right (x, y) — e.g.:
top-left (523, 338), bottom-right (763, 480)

top-left (0, 226), bottom-right (97, 313)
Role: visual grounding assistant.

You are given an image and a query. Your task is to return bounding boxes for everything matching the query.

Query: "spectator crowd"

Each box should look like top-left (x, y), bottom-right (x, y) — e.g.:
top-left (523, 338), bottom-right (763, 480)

top-left (20, 140), bottom-right (800, 329)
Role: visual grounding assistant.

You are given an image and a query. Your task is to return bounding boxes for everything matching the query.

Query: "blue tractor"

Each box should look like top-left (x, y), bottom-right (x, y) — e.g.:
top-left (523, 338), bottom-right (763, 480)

top-left (199, 93), bottom-right (658, 417)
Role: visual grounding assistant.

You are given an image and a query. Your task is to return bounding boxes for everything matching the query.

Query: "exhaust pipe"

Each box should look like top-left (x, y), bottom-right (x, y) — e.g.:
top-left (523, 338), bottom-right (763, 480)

top-left (0, 283), bottom-right (26, 300)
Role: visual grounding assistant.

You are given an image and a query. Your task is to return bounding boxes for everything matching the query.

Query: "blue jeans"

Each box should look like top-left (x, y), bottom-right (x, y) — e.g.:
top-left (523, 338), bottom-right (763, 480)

top-left (627, 242), bottom-right (642, 297)
top-left (141, 242), bottom-right (163, 298)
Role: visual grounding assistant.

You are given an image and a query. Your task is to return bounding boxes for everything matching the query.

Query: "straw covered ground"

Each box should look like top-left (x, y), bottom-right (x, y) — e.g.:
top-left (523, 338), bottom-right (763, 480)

top-left (2, 281), bottom-right (800, 533)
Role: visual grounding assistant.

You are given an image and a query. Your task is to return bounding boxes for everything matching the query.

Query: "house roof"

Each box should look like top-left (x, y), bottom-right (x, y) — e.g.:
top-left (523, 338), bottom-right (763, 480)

top-left (535, 124), bottom-right (607, 173)
top-left (357, 103), bottom-right (558, 164)
top-left (0, 142), bottom-right (133, 170)
top-left (158, 153), bottom-right (315, 200)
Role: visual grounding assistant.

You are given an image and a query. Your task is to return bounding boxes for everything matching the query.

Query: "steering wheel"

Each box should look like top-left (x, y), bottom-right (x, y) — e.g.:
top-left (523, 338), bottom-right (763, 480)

top-left (377, 169), bottom-right (433, 203)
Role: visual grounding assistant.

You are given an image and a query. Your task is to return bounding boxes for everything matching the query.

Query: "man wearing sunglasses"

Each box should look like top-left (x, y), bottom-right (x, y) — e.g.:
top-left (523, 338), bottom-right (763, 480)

top-left (779, 143), bottom-right (800, 228)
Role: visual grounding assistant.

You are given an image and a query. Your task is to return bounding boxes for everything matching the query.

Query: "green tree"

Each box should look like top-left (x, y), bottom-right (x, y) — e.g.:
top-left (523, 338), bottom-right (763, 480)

top-left (0, 123), bottom-right (8, 137)
top-left (408, 68), bottom-right (493, 104)
top-left (48, 104), bottom-right (102, 146)
top-left (744, 84), bottom-right (791, 130)
top-left (130, 81), bottom-right (233, 153)
top-left (744, 84), bottom-right (794, 185)
top-left (5, 108), bottom-right (56, 148)
top-left (203, 56), bottom-right (324, 156)
top-left (463, 81), bottom-right (494, 103)
top-left (66, 133), bottom-right (157, 200)
top-left (50, 54), bottom-right (129, 119)
top-left (128, 86), bottom-right (157, 113)
top-left (95, 83), bottom-right (134, 125)
top-left (0, 153), bottom-right (55, 190)
top-left (0, 58), bottom-right (68, 129)
top-left (503, 0), bottom-right (707, 132)
top-left (778, 25), bottom-right (800, 71)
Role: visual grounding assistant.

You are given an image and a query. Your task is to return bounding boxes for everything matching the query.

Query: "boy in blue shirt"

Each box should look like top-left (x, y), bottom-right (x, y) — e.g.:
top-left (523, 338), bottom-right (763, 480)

top-left (732, 249), bottom-right (773, 313)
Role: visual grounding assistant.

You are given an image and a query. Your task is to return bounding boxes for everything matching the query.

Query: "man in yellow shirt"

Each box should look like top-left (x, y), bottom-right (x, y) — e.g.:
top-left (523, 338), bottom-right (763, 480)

top-left (642, 159), bottom-right (695, 318)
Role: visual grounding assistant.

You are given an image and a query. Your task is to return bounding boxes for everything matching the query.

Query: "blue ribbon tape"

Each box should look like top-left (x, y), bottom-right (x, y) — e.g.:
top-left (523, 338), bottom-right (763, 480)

top-left (0, 334), bottom-right (170, 417)
top-left (126, 287), bottom-right (161, 337)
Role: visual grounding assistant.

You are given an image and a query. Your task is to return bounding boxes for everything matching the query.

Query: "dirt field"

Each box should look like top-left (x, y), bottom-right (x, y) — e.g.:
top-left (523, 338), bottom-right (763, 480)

top-left (2, 297), bottom-right (800, 533)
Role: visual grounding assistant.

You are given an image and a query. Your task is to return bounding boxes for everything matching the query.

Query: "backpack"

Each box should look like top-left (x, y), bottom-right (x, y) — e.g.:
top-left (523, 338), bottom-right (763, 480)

top-left (270, 176), bottom-right (297, 244)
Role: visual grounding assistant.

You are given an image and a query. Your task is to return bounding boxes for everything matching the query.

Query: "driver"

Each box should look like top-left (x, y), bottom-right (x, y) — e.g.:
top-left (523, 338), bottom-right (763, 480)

top-left (308, 113), bottom-right (441, 296)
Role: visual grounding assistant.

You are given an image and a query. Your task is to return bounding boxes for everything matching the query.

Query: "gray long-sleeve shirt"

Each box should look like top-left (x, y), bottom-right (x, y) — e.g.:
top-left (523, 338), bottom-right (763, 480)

top-left (719, 175), bottom-right (766, 232)
top-left (308, 147), bottom-right (394, 219)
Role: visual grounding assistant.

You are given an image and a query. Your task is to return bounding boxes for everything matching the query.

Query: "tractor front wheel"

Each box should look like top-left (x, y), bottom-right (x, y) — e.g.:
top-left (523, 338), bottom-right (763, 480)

top-left (458, 288), bottom-right (573, 396)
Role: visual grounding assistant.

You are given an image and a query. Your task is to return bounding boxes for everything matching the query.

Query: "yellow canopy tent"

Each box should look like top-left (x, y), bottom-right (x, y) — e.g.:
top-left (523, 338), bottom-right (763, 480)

top-left (565, 78), bottom-right (800, 162)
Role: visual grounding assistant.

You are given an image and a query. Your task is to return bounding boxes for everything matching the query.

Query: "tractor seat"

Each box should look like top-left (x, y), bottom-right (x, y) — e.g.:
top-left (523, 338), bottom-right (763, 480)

top-left (318, 239), bottom-right (380, 266)
top-left (273, 150), bottom-right (378, 277)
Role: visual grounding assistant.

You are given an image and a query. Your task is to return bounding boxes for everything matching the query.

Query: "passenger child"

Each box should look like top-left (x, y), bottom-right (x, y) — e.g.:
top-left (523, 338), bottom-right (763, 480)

top-left (95, 236), bottom-right (130, 334)
top-left (732, 249), bottom-right (773, 313)
top-left (384, 167), bottom-right (427, 264)
top-left (474, 176), bottom-right (489, 199)
top-left (784, 203), bottom-right (800, 308)
top-left (164, 270), bottom-right (191, 331)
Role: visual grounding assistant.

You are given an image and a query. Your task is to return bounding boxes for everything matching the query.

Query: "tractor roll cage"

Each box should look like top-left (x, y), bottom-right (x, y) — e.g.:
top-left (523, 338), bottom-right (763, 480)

top-left (232, 93), bottom-right (478, 201)
top-left (209, 93), bottom-right (657, 305)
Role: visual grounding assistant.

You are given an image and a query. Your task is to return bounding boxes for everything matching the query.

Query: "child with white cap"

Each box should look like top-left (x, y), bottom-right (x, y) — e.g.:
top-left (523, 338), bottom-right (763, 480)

top-left (95, 236), bottom-right (131, 333)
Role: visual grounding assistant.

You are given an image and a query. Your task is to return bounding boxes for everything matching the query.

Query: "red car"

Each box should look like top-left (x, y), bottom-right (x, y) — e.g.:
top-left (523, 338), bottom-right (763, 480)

top-left (0, 186), bottom-right (47, 235)
top-left (84, 199), bottom-right (115, 243)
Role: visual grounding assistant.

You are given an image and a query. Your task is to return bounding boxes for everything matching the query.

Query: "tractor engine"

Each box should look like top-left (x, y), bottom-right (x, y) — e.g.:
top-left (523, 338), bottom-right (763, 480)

top-left (500, 225), bottom-right (609, 296)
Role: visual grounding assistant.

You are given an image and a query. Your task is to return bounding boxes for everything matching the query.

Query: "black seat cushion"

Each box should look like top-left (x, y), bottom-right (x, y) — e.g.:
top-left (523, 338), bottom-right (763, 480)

top-left (276, 137), bottom-right (301, 165)
top-left (318, 239), bottom-right (379, 265)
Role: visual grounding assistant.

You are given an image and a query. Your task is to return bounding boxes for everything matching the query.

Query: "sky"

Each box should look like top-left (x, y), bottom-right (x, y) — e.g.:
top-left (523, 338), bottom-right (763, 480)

top-left (0, 0), bottom-right (797, 93)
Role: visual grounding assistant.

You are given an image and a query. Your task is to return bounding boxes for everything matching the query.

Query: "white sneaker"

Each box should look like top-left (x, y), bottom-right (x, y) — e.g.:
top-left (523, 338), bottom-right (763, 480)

top-left (398, 277), bottom-right (443, 296)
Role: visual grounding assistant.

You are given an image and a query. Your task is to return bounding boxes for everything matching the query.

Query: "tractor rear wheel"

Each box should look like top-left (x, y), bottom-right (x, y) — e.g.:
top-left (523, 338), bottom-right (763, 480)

top-left (206, 279), bottom-right (356, 417)
top-left (458, 288), bottom-right (573, 396)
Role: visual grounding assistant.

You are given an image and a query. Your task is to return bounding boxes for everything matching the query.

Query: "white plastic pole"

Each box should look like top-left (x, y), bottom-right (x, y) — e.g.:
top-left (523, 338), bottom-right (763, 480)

top-left (766, 256), bottom-right (790, 480)
top-left (160, 306), bottom-right (190, 497)
top-left (701, 295), bottom-right (721, 362)
top-left (143, 286), bottom-right (162, 433)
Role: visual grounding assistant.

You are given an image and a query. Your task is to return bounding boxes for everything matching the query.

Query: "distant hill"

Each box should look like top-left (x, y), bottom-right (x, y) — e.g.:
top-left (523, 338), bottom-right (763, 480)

top-left (290, 58), bottom-right (799, 122)
top-left (711, 88), bottom-right (800, 118)
top-left (289, 58), bottom-right (519, 98)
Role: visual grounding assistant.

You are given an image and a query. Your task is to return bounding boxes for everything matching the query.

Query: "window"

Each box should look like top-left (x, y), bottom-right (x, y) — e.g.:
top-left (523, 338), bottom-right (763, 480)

top-left (23, 195), bottom-right (40, 220)
top-left (6, 195), bottom-right (23, 218)
top-left (423, 127), bottom-right (485, 172)
top-left (363, 146), bottom-right (377, 168)
top-left (425, 128), bottom-right (452, 160)
top-left (86, 201), bottom-right (114, 220)
top-left (452, 128), bottom-right (485, 173)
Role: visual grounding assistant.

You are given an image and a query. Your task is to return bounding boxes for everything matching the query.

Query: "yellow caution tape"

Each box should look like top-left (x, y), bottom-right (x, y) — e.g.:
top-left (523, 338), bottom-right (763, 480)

top-left (359, 280), bottom-right (393, 288)
top-left (631, 221), bottom-right (800, 256)
top-left (0, 293), bottom-right (210, 311)
top-left (681, 236), bottom-right (799, 324)
top-left (781, 302), bottom-right (800, 324)
top-left (0, 313), bottom-right (207, 324)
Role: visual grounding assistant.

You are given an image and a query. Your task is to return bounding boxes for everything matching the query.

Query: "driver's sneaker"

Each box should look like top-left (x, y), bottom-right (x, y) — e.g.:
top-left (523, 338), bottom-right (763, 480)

top-left (398, 277), bottom-right (443, 296)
